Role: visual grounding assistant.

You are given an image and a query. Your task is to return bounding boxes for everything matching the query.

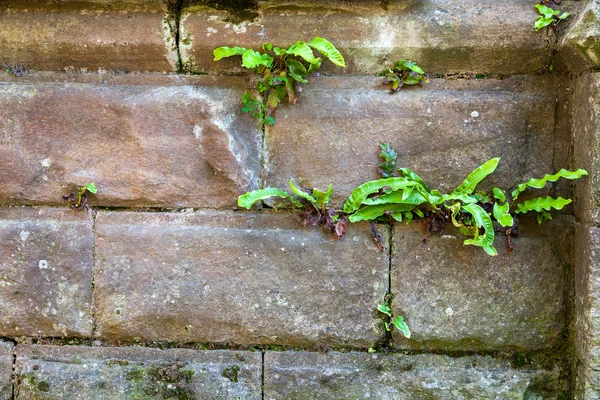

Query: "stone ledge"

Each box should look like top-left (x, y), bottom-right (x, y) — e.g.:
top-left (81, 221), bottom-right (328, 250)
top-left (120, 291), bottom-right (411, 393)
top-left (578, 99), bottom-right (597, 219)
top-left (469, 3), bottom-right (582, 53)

top-left (182, 0), bottom-right (555, 75)
top-left (391, 217), bottom-right (572, 351)
top-left (264, 76), bottom-right (560, 208)
top-left (0, 79), bottom-right (261, 209)
top-left (93, 210), bottom-right (388, 347)
top-left (0, 207), bottom-right (94, 338)
top-left (14, 344), bottom-right (262, 399)
top-left (264, 350), bottom-right (566, 399)
top-left (0, 1), bottom-right (175, 73)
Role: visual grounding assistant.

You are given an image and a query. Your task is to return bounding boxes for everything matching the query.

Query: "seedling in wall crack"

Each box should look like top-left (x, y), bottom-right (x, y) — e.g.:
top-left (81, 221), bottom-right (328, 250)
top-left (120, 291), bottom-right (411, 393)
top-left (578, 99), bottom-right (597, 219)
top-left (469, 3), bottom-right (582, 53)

top-left (238, 143), bottom-right (587, 256)
top-left (377, 301), bottom-right (411, 338)
top-left (63, 182), bottom-right (97, 210)
top-left (381, 60), bottom-right (429, 91)
top-left (213, 37), bottom-right (345, 126)
top-left (534, 3), bottom-right (569, 31)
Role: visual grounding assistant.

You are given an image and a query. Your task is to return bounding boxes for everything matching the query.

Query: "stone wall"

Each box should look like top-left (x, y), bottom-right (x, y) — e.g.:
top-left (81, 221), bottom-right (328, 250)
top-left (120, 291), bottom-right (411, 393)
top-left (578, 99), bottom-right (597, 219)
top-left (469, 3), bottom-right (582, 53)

top-left (0, 0), bottom-right (598, 398)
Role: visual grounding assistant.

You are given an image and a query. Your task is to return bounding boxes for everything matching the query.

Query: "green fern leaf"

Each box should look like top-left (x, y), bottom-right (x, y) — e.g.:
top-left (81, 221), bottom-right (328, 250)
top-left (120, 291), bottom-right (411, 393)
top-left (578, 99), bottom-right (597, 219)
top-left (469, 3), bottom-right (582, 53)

top-left (492, 202), bottom-right (514, 227)
top-left (348, 204), bottom-right (415, 223)
top-left (313, 185), bottom-right (334, 208)
top-left (286, 42), bottom-right (316, 63)
top-left (461, 203), bottom-right (497, 256)
top-left (238, 188), bottom-right (302, 209)
top-left (285, 59), bottom-right (308, 83)
top-left (343, 178), bottom-right (418, 213)
top-left (213, 46), bottom-right (249, 61)
top-left (492, 187), bottom-right (506, 202)
top-left (241, 49), bottom-right (274, 69)
top-left (289, 179), bottom-right (316, 204)
top-left (452, 158), bottom-right (500, 195)
top-left (514, 196), bottom-right (572, 214)
top-left (511, 169), bottom-right (588, 200)
top-left (391, 316), bottom-right (411, 338)
top-left (398, 168), bottom-right (430, 192)
top-left (84, 183), bottom-right (97, 194)
top-left (361, 189), bottom-right (427, 206)
top-left (306, 37), bottom-right (345, 67)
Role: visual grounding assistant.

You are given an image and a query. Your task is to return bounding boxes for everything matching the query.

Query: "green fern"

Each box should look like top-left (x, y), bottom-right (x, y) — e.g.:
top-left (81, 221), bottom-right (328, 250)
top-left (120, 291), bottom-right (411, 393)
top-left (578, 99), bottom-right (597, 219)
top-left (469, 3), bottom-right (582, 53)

top-left (214, 37), bottom-right (345, 126)
top-left (511, 169), bottom-right (588, 200)
top-left (238, 188), bottom-right (303, 209)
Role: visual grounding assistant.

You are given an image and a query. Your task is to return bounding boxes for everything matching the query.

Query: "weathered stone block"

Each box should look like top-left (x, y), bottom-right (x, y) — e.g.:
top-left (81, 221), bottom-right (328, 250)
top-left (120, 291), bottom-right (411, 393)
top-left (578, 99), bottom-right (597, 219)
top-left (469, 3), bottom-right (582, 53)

top-left (391, 218), bottom-right (572, 351)
top-left (574, 225), bottom-right (600, 398)
top-left (560, 0), bottom-right (600, 73)
top-left (0, 1), bottom-right (175, 73)
top-left (0, 207), bottom-right (93, 337)
top-left (0, 77), bottom-right (261, 208)
top-left (264, 351), bottom-right (565, 399)
top-left (94, 211), bottom-right (388, 347)
top-left (573, 72), bottom-right (600, 224)
top-left (14, 345), bottom-right (261, 399)
top-left (265, 76), bottom-right (559, 207)
top-left (182, 0), bottom-right (551, 75)
top-left (0, 342), bottom-right (13, 400)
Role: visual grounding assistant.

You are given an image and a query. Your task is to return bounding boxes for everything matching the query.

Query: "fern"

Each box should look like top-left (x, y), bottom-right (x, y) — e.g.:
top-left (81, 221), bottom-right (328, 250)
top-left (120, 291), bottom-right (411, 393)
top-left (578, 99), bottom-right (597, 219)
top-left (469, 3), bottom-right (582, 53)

top-left (343, 178), bottom-right (418, 214)
top-left (452, 158), bottom-right (500, 195)
top-left (461, 203), bottom-right (497, 256)
top-left (511, 169), bottom-right (588, 200)
top-left (348, 204), bottom-right (415, 223)
top-left (514, 196), bottom-right (572, 214)
top-left (237, 143), bottom-right (587, 256)
top-left (238, 188), bottom-right (303, 209)
top-left (214, 37), bottom-right (345, 126)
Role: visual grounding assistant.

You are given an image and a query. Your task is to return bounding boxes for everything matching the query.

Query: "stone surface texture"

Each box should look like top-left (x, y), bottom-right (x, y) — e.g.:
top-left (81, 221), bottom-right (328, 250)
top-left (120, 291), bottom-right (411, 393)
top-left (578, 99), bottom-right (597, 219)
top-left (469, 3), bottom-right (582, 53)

top-left (391, 218), bottom-right (572, 351)
top-left (264, 351), bottom-right (565, 399)
top-left (560, 0), bottom-right (600, 73)
top-left (0, 77), bottom-right (261, 208)
top-left (574, 225), bottom-right (600, 399)
top-left (0, 207), bottom-right (93, 337)
top-left (573, 73), bottom-right (600, 224)
top-left (182, 0), bottom-right (552, 75)
top-left (265, 76), bottom-right (560, 207)
top-left (0, 1), bottom-right (175, 73)
top-left (94, 211), bottom-right (388, 347)
top-left (0, 342), bottom-right (13, 400)
top-left (14, 345), bottom-right (261, 399)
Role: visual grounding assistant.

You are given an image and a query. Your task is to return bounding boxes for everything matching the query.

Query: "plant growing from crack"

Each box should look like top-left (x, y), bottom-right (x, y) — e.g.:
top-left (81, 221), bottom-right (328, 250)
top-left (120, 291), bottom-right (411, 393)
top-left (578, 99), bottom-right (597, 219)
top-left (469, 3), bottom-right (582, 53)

top-left (63, 182), bottom-right (97, 210)
top-left (534, 2), bottom-right (569, 31)
top-left (377, 301), bottom-right (411, 338)
top-left (381, 60), bottom-right (429, 91)
top-left (213, 37), bottom-right (345, 126)
top-left (238, 143), bottom-right (587, 256)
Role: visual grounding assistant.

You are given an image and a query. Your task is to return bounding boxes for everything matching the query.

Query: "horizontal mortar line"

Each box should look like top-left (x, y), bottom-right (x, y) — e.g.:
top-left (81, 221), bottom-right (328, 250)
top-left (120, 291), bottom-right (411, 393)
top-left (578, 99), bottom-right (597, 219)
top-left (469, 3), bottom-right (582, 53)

top-left (0, 72), bottom-right (556, 88)
top-left (0, 204), bottom-right (250, 214)
top-left (1, 337), bottom-right (562, 360)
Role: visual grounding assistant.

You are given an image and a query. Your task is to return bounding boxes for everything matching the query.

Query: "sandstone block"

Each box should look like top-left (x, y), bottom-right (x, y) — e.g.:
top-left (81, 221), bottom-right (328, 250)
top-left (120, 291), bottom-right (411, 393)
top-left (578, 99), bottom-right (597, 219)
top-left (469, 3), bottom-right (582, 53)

top-left (574, 225), bottom-right (600, 398)
top-left (0, 207), bottom-right (93, 337)
top-left (94, 211), bottom-right (388, 347)
top-left (560, 0), bottom-right (600, 73)
top-left (182, 0), bottom-right (551, 75)
top-left (391, 218), bottom-right (572, 351)
top-left (264, 76), bottom-right (559, 208)
top-left (14, 345), bottom-right (261, 399)
top-left (573, 72), bottom-right (600, 224)
top-left (0, 1), bottom-right (175, 73)
top-left (264, 350), bottom-right (565, 399)
top-left (0, 77), bottom-right (261, 208)
top-left (0, 342), bottom-right (13, 400)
